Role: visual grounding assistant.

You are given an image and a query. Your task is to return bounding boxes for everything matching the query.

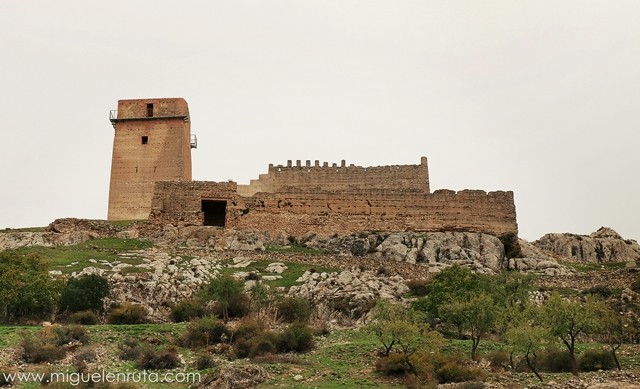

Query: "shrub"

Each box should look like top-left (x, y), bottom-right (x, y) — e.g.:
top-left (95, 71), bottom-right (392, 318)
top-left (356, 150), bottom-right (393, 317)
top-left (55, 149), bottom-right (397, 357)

top-left (375, 351), bottom-right (410, 376)
top-left (377, 266), bottom-right (391, 276)
top-left (54, 325), bottom-right (90, 346)
top-left (136, 347), bottom-right (181, 370)
top-left (171, 298), bottom-right (206, 323)
top-left (276, 322), bottom-right (315, 353)
top-left (487, 350), bottom-right (510, 370)
top-left (180, 316), bottom-right (231, 349)
top-left (277, 296), bottom-right (312, 323)
top-left (406, 279), bottom-right (431, 296)
top-left (68, 310), bottom-right (100, 325)
top-left (578, 349), bottom-right (615, 372)
top-left (537, 349), bottom-right (572, 373)
top-left (332, 297), bottom-right (376, 320)
top-left (119, 338), bottom-right (143, 361)
top-left (59, 274), bottom-right (109, 313)
top-left (108, 303), bottom-right (148, 324)
top-left (73, 346), bottom-right (98, 363)
top-left (200, 274), bottom-right (246, 322)
top-left (232, 317), bottom-right (265, 342)
top-left (249, 336), bottom-right (277, 357)
top-left (584, 285), bottom-right (614, 299)
top-left (234, 332), bottom-right (278, 359)
top-left (195, 353), bottom-right (216, 370)
top-left (435, 361), bottom-right (486, 384)
top-left (499, 232), bottom-right (523, 259)
top-left (209, 294), bottom-right (251, 320)
top-left (19, 331), bottom-right (66, 363)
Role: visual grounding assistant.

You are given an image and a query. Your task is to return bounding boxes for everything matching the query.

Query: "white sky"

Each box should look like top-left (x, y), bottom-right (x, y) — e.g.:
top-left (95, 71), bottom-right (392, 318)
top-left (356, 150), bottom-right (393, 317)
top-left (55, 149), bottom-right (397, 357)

top-left (1, 1), bottom-right (638, 241)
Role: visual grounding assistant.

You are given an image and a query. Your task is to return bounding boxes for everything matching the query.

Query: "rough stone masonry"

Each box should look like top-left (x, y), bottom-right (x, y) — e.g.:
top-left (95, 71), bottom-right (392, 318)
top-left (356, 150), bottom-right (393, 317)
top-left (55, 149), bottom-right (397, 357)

top-left (107, 98), bottom-right (518, 237)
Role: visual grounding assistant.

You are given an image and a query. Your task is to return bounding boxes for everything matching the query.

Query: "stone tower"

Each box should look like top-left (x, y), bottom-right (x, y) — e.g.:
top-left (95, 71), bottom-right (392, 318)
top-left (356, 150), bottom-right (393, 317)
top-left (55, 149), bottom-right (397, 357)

top-left (107, 98), bottom-right (196, 220)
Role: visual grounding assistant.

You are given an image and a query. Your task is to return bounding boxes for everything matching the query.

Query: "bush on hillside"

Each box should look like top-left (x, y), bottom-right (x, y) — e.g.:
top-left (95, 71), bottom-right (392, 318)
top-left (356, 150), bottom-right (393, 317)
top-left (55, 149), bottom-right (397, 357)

top-left (171, 298), bottom-right (207, 323)
top-left (59, 274), bottom-right (109, 313)
top-left (108, 303), bottom-right (148, 324)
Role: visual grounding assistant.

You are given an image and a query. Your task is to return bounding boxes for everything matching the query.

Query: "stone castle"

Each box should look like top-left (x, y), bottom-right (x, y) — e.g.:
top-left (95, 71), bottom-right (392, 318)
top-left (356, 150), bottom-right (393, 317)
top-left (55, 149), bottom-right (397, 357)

top-left (108, 98), bottom-right (518, 236)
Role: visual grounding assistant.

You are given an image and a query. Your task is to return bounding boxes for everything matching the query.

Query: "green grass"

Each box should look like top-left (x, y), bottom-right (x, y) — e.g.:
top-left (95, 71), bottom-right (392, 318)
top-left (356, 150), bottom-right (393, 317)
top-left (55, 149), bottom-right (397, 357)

top-left (5, 238), bottom-right (153, 274)
top-left (1, 324), bottom-right (639, 389)
top-left (90, 323), bottom-right (187, 345)
top-left (219, 259), bottom-right (338, 290)
top-left (257, 329), bottom-right (403, 388)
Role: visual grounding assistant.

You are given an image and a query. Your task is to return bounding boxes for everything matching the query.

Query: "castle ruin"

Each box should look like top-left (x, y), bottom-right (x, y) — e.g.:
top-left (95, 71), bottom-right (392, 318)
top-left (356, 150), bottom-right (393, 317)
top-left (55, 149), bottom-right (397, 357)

top-left (108, 98), bottom-right (518, 236)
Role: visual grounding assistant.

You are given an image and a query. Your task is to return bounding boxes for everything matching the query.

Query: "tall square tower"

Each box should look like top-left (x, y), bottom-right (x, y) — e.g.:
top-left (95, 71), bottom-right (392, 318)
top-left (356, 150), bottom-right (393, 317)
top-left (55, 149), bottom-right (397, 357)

top-left (107, 98), bottom-right (195, 220)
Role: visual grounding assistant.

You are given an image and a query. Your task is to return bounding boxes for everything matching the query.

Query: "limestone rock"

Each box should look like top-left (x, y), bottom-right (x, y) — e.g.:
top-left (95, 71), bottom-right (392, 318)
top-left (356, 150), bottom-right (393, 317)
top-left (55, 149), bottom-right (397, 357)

top-left (508, 239), bottom-right (574, 276)
top-left (265, 262), bottom-right (287, 274)
top-left (290, 267), bottom-right (409, 322)
top-left (0, 230), bottom-right (95, 250)
top-left (534, 227), bottom-right (640, 263)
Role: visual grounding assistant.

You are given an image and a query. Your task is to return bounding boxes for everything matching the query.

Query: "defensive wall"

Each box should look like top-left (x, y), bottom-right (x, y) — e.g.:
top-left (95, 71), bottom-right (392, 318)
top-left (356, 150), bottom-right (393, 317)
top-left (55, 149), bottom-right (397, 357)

top-left (149, 158), bottom-right (518, 237)
top-left (237, 157), bottom-right (429, 197)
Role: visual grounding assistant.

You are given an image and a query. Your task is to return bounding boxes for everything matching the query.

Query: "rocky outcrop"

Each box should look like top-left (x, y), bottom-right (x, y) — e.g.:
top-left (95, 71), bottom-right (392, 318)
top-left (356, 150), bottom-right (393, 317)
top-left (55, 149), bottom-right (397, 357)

top-left (0, 230), bottom-right (96, 250)
top-left (47, 218), bottom-right (128, 236)
top-left (97, 250), bottom-right (223, 322)
top-left (507, 239), bottom-right (574, 276)
top-left (303, 231), bottom-right (506, 274)
top-left (289, 268), bottom-right (409, 320)
top-left (0, 218), bottom-right (137, 251)
top-left (145, 225), bottom-right (266, 251)
top-left (534, 227), bottom-right (640, 263)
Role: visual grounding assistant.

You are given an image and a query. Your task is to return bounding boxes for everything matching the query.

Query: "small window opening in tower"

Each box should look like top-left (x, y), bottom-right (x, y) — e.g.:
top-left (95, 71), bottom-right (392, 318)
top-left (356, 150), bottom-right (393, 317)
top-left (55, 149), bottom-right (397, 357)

top-left (141, 136), bottom-right (149, 144)
top-left (146, 103), bottom-right (154, 117)
top-left (202, 200), bottom-right (226, 227)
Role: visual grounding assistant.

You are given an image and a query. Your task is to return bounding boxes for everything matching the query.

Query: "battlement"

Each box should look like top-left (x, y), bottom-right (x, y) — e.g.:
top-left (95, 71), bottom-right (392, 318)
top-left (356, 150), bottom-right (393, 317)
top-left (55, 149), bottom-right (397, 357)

top-left (237, 156), bottom-right (430, 197)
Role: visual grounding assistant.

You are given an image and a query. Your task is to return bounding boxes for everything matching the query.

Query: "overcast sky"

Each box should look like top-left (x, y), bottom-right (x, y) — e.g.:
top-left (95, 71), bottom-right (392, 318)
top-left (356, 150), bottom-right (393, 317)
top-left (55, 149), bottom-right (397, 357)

top-left (1, 1), bottom-right (638, 241)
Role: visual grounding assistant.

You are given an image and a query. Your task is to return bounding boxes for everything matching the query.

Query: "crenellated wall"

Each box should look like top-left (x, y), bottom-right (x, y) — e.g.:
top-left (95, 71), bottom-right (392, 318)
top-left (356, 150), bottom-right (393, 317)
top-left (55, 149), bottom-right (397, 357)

top-left (237, 156), bottom-right (429, 197)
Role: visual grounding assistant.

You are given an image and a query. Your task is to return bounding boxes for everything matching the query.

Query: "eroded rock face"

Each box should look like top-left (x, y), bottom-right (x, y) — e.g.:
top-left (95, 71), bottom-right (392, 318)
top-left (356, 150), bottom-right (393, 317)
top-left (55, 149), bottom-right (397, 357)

top-left (534, 227), bottom-right (640, 263)
top-left (304, 231), bottom-right (505, 274)
top-left (101, 250), bottom-right (222, 322)
top-left (508, 239), bottom-right (574, 276)
top-left (289, 268), bottom-right (409, 320)
top-left (146, 225), bottom-right (266, 251)
top-left (0, 231), bottom-right (96, 250)
top-left (0, 218), bottom-right (135, 250)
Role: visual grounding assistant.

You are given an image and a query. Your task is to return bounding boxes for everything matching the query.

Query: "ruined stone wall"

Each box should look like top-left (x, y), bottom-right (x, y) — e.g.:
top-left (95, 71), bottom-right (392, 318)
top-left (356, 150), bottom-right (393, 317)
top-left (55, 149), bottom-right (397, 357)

top-left (149, 181), bottom-right (238, 226)
top-left (108, 98), bottom-right (192, 221)
top-left (150, 181), bottom-right (517, 236)
top-left (237, 157), bottom-right (430, 197)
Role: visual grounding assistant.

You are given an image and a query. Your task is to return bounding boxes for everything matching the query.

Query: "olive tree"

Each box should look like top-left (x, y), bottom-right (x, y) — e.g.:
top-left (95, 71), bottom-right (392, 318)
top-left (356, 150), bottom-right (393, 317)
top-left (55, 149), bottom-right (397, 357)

top-left (0, 252), bottom-right (63, 322)
top-left (543, 293), bottom-right (607, 376)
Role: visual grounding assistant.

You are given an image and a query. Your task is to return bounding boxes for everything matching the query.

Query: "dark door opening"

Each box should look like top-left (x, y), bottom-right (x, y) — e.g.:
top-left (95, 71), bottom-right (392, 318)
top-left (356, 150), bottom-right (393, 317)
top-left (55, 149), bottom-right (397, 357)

top-left (146, 103), bottom-right (154, 117)
top-left (202, 200), bottom-right (226, 227)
